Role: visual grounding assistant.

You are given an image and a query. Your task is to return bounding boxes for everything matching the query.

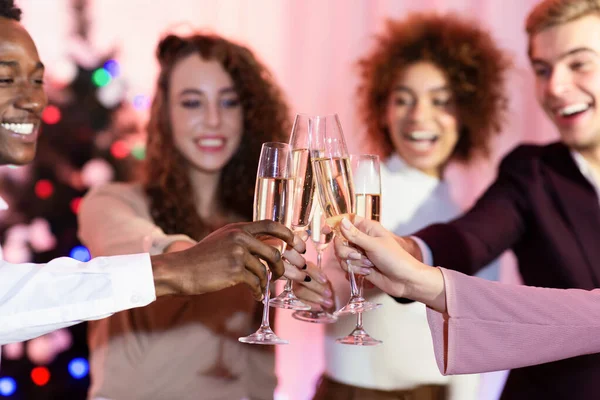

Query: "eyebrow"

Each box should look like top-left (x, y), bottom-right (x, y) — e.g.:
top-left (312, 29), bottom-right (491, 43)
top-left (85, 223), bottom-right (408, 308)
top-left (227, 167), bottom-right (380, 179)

top-left (0, 60), bottom-right (45, 71)
top-left (531, 47), bottom-right (598, 65)
top-left (178, 87), bottom-right (237, 96)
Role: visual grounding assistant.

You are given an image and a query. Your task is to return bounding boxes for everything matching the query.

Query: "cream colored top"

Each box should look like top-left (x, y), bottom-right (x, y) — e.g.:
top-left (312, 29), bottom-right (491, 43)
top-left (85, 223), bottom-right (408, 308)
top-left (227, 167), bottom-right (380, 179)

top-left (324, 155), bottom-right (485, 398)
top-left (78, 182), bottom-right (276, 400)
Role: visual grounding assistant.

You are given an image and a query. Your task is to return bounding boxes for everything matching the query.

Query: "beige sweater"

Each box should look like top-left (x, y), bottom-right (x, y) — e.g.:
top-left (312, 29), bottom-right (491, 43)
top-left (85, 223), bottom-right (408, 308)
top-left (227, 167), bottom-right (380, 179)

top-left (78, 182), bottom-right (276, 400)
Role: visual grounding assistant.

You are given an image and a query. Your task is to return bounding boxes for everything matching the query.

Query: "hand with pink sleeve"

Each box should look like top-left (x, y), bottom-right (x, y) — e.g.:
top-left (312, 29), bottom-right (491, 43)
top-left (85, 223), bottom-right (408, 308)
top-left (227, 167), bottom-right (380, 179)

top-left (333, 216), bottom-right (447, 311)
top-left (334, 217), bottom-right (600, 376)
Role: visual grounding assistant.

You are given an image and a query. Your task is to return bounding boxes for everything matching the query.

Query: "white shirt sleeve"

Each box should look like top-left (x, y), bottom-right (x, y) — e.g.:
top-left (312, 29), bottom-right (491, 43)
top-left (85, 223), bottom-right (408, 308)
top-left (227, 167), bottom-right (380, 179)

top-left (0, 253), bottom-right (156, 345)
top-left (409, 235), bottom-right (434, 266)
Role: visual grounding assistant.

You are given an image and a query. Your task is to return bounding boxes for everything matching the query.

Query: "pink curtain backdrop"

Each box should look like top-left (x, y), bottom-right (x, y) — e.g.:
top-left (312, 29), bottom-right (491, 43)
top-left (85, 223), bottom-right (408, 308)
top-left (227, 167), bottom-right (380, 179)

top-left (17, 0), bottom-right (558, 398)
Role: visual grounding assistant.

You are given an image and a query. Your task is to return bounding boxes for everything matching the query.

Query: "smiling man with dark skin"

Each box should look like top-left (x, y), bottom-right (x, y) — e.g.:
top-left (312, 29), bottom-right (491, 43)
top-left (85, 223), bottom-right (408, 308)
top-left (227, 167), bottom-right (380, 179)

top-left (0, 0), bottom-right (306, 346)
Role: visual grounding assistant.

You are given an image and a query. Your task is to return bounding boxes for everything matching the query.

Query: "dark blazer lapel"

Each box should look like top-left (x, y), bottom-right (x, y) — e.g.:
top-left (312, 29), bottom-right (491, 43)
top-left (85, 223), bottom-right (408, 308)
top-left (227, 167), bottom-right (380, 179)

top-left (543, 143), bottom-right (600, 288)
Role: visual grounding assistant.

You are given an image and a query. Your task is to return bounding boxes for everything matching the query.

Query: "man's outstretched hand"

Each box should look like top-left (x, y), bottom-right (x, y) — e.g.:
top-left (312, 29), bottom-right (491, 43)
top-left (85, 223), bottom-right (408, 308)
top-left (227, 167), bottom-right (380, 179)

top-left (151, 220), bottom-right (305, 301)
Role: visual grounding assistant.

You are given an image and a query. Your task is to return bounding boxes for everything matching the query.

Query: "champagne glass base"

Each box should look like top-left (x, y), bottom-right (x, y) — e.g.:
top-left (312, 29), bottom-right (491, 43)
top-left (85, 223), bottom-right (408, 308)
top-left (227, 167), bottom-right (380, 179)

top-left (335, 327), bottom-right (382, 346)
top-left (269, 291), bottom-right (311, 310)
top-left (334, 297), bottom-right (381, 316)
top-left (292, 310), bottom-right (338, 324)
top-left (238, 327), bottom-right (288, 345)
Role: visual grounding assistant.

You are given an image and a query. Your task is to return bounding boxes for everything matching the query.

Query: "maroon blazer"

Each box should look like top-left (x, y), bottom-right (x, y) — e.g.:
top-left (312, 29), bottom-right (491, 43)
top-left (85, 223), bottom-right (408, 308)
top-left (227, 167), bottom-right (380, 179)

top-left (415, 142), bottom-right (600, 399)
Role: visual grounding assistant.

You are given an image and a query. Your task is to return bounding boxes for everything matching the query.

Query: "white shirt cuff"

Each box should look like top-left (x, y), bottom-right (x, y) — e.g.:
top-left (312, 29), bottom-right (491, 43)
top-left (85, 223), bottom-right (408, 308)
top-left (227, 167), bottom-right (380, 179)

top-left (410, 236), bottom-right (434, 266)
top-left (103, 253), bottom-right (156, 309)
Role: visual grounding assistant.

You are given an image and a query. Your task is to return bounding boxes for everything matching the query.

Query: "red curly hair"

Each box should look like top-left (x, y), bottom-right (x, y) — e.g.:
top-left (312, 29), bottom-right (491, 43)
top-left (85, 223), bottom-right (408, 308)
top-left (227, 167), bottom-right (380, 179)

top-left (358, 13), bottom-right (510, 161)
top-left (143, 33), bottom-right (290, 239)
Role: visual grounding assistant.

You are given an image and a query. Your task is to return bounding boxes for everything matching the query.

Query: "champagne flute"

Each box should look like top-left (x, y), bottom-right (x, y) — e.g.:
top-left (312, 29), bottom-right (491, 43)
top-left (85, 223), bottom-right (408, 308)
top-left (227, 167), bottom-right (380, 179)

top-left (239, 142), bottom-right (293, 345)
top-left (336, 154), bottom-right (382, 346)
top-left (270, 114), bottom-right (313, 310)
top-left (309, 114), bottom-right (380, 316)
top-left (292, 201), bottom-right (338, 323)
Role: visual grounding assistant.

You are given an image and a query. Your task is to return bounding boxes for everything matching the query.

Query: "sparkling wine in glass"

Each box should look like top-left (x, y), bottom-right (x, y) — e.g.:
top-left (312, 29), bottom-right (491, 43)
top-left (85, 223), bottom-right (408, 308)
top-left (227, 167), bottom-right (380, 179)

top-left (336, 154), bottom-right (383, 346)
top-left (292, 200), bottom-right (337, 323)
top-left (270, 114), bottom-right (313, 310)
top-left (239, 142), bottom-right (293, 345)
top-left (309, 114), bottom-right (380, 316)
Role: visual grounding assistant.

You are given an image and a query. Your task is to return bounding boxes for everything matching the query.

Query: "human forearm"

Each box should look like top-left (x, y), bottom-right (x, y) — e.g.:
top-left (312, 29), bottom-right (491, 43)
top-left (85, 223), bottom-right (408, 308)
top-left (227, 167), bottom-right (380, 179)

top-left (395, 235), bottom-right (424, 262)
top-left (404, 264), bottom-right (447, 313)
top-left (0, 254), bottom-right (155, 344)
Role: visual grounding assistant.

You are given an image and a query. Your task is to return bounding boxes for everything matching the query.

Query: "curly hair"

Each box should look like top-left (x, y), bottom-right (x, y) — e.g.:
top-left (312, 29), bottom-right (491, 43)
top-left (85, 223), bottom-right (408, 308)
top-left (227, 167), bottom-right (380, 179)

top-left (357, 13), bottom-right (510, 161)
top-left (0, 0), bottom-right (21, 21)
top-left (143, 33), bottom-right (290, 240)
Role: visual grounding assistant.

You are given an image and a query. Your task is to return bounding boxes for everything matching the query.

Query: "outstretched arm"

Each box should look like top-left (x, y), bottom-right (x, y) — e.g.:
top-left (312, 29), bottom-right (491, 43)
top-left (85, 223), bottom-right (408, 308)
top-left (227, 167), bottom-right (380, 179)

top-left (334, 217), bottom-right (600, 375)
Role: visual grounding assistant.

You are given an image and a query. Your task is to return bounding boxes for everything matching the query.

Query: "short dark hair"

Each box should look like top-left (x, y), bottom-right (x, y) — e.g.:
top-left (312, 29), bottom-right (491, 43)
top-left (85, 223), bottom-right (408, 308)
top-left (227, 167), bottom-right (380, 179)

top-left (0, 0), bottom-right (22, 21)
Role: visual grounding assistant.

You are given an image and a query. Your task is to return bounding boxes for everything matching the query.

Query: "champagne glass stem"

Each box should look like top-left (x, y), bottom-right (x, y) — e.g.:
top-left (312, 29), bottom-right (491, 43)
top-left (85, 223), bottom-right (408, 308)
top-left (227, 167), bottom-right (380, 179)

top-left (356, 275), bottom-right (365, 328)
top-left (282, 278), bottom-right (293, 293)
top-left (260, 271), bottom-right (272, 329)
top-left (317, 249), bottom-right (322, 270)
top-left (348, 264), bottom-right (360, 298)
top-left (356, 310), bottom-right (363, 330)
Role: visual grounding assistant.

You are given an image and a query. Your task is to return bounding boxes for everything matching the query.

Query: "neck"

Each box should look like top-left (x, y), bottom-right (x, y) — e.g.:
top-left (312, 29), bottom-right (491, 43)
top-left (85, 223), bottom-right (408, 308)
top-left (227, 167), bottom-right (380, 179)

top-left (187, 167), bottom-right (223, 220)
top-left (421, 167), bottom-right (442, 179)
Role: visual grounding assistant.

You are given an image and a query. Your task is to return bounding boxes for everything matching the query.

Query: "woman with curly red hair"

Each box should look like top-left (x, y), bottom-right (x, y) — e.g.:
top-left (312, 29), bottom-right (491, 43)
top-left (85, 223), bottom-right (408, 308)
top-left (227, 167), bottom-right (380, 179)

top-left (308, 13), bottom-right (510, 400)
top-left (77, 32), bottom-right (318, 399)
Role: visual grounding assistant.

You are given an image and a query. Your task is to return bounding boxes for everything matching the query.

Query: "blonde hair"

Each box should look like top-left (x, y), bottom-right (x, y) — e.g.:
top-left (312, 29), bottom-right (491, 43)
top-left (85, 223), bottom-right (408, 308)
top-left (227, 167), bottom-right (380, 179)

top-left (526, 0), bottom-right (600, 54)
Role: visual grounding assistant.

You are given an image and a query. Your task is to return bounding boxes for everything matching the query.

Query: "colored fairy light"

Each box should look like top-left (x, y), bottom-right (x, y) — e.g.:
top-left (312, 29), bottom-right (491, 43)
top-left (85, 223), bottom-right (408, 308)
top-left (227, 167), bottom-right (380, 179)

top-left (131, 144), bottom-right (146, 160)
top-left (97, 78), bottom-right (126, 109)
top-left (132, 94), bottom-right (150, 110)
top-left (110, 140), bottom-right (130, 159)
top-left (0, 377), bottom-right (16, 396)
top-left (34, 180), bottom-right (54, 199)
top-left (81, 158), bottom-right (115, 188)
top-left (103, 59), bottom-right (120, 78)
top-left (68, 358), bottom-right (89, 379)
top-left (31, 367), bottom-right (50, 386)
top-left (42, 105), bottom-right (61, 125)
top-left (69, 246), bottom-right (91, 262)
top-left (92, 68), bottom-right (112, 87)
top-left (70, 197), bottom-right (82, 214)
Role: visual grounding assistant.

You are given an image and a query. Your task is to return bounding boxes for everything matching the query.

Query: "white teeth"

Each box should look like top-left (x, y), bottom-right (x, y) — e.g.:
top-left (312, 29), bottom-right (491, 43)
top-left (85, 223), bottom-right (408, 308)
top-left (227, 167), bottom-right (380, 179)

top-left (1, 123), bottom-right (34, 135)
top-left (197, 138), bottom-right (224, 147)
top-left (559, 103), bottom-right (590, 116)
top-left (411, 141), bottom-right (434, 151)
top-left (408, 131), bottom-right (438, 141)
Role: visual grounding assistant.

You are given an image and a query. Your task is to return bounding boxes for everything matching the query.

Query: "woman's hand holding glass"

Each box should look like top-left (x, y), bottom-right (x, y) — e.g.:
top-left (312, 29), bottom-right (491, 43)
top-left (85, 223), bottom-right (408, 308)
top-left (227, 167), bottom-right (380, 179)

top-left (334, 217), bottom-right (447, 313)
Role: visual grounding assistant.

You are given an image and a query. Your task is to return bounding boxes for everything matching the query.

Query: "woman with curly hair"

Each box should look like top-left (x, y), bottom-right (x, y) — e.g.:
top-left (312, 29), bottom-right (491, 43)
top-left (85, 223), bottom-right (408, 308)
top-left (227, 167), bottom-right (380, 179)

top-left (307, 13), bottom-right (510, 400)
top-left (77, 32), bottom-right (314, 399)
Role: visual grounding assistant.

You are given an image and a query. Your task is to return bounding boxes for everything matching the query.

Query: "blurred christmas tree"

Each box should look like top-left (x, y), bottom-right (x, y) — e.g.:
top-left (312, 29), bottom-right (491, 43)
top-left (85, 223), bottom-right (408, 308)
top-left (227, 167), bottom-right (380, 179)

top-left (0, 0), bottom-right (146, 398)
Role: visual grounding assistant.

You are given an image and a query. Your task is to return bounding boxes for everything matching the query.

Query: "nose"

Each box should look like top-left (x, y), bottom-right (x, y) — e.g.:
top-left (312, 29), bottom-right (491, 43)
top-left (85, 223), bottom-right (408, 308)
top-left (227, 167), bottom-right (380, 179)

top-left (14, 86), bottom-right (47, 116)
top-left (409, 99), bottom-right (432, 123)
top-left (204, 101), bottom-right (221, 128)
top-left (545, 66), bottom-right (572, 98)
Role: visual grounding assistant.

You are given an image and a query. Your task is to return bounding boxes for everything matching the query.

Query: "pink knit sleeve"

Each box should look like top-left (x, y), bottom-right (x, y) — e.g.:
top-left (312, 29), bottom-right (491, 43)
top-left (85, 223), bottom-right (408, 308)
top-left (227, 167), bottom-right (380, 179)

top-left (427, 268), bottom-right (600, 375)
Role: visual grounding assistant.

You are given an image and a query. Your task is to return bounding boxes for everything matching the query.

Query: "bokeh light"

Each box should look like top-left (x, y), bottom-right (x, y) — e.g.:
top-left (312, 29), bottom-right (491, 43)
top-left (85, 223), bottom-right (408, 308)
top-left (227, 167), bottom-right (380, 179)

top-left (42, 105), bottom-right (61, 125)
top-left (68, 358), bottom-right (89, 379)
top-left (0, 377), bottom-right (16, 396)
top-left (31, 367), bottom-right (50, 386)
top-left (92, 68), bottom-right (111, 87)
top-left (110, 140), bottom-right (130, 159)
top-left (103, 59), bottom-right (120, 78)
top-left (69, 246), bottom-right (91, 262)
top-left (34, 180), bottom-right (54, 199)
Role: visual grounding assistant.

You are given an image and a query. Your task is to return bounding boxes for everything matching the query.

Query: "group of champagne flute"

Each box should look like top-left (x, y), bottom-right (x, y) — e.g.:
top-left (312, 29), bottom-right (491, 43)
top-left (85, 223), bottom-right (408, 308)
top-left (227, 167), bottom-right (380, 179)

top-left (238, 113), bottom-right (383, 346)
